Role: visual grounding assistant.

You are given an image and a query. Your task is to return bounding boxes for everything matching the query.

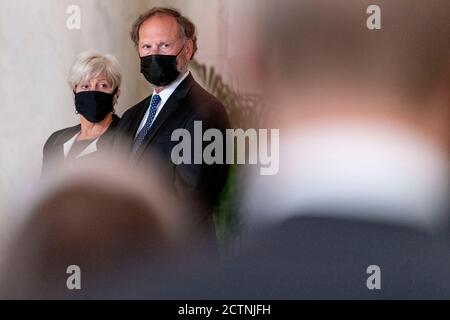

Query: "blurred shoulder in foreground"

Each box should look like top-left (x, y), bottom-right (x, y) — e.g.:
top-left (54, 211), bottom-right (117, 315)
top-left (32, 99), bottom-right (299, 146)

top-left (0, 149), bottom-right (215, 299)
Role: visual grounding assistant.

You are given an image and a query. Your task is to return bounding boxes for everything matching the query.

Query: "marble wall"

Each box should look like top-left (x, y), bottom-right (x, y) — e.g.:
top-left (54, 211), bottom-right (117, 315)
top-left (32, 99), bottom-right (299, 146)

top-left (0, 0), bottom-right (146, 247)
top-left (0, 0), bottom-right (260, 248)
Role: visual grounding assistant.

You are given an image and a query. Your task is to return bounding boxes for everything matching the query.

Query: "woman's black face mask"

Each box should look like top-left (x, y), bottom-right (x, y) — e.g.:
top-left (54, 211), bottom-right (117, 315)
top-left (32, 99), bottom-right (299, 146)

top-left (140, 45), bottom-right (184, 87)
top-left (74, 88), bottom-right (117, 123)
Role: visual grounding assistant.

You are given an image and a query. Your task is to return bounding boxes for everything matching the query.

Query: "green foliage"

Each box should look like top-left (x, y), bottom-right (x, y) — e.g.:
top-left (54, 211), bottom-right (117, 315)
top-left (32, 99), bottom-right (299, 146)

top-left (190, 60), bottom-right (266, 255)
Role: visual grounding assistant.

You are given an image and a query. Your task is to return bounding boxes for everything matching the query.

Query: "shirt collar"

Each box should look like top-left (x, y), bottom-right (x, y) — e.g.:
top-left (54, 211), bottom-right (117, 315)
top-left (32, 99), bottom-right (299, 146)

top-left (245, 122), bottom-right (449, 233)
top-left (152, 71), bottom-right (190, 104)
top-left (63, 132), bottom-right (98, 158)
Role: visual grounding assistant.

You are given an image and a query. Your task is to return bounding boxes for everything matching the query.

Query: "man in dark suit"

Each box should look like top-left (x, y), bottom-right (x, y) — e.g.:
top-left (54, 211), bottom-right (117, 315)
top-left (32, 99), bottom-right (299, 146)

top-left (114, 8), bottom-right (230, 229)
top-left (115, 0), bottom-right (450, 299)
top-left (137, 216), bottom-right (450, 300)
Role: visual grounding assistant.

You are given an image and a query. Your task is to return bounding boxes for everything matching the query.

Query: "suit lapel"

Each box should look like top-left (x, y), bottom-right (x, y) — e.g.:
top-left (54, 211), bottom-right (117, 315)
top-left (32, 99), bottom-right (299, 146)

top-left (133, 74), bottom-right (195, 160)
top-left (55, 125), bottom-right (81, 145)
top-left (53, 125), bottom-right (81, 159)
top-left (130, 96), bottom-right (152, 139)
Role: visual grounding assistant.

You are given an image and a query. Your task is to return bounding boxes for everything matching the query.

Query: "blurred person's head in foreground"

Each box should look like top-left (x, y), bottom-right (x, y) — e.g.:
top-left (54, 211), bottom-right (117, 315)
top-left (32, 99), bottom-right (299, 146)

top-left (245, 0), bottom-right (449, 233)
top-left (0, 150), bottom-right (205, 299)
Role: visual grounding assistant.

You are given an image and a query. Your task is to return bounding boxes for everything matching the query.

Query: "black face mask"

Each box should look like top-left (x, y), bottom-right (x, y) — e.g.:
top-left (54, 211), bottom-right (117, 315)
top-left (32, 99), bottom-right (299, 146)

top-left (74, 89), bottom-right (116, 123)
top-left (140, 46), bottom-right (184, 86)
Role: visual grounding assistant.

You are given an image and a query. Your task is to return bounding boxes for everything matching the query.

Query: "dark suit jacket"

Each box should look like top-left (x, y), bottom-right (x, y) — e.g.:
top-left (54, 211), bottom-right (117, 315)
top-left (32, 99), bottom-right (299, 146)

top-left (114, 74), bottom-right (230, 210)
top-left (140, 215), bottom-right (450, 299)
top-left (42, 114), bottom-right (120, 174)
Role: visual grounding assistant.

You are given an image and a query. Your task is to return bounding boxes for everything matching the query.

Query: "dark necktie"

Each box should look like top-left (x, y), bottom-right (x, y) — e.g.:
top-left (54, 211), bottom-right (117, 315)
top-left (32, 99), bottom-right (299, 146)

top-left (132, 94), bottom-right (161, 154)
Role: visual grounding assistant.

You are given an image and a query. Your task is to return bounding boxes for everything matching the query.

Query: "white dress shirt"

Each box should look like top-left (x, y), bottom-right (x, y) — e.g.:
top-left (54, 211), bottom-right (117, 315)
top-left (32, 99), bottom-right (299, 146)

top-left (245, 121), bottom-right (449, 233)
top-left (135, 71), bottom-right (190, 138)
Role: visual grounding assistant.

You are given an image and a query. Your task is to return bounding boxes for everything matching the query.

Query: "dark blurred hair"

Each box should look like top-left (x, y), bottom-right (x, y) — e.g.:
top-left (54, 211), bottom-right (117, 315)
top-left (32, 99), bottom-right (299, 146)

top-left (259, 0), bottom-right (448, 100)
top-left (130, 7), bottom-right (198, 59)
top-left (0, 155), bottom-right (192, 298)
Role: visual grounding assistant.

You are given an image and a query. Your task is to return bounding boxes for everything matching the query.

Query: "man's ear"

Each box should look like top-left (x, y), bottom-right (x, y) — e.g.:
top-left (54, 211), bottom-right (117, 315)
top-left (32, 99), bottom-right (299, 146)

top-left (185, 38), bottom-right (194, 60)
